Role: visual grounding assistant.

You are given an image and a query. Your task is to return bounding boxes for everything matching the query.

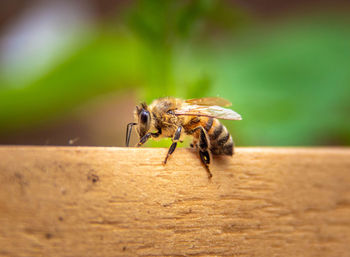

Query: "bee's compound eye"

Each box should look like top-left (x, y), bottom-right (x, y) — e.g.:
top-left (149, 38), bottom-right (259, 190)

top-left (167, 110), bottom-right (175, 115)
top-left (140, 110), bottom-right (150, 123)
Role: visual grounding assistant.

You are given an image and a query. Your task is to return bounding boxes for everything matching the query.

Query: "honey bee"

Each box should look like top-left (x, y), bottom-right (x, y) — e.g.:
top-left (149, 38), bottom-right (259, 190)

top-left (126, 97), bottom-right (242, 178)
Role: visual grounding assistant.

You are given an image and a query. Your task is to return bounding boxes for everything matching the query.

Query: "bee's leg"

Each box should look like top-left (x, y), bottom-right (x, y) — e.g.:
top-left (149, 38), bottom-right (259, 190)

top-left (199, 151), bottom-right (212, 178)
top-left (137, 131), bottom-right (160, 147)
top-left (198, 127), bottom-right (212, 179)
top-left (126, 122), bottom-right (137, 147)
top-left (163, 126), bottom-right (182, 164)
top-left (191, 126), bottom-right (212, 178)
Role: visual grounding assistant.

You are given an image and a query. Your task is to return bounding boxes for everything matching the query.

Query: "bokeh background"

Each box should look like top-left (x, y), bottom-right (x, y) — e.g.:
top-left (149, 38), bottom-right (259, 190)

top-left (0, 0), bottom-right (349, 147)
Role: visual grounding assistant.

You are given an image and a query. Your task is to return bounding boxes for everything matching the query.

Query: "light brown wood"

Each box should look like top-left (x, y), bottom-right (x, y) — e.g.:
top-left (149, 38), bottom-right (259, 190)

top-left (0, 146), bottom-right (349, 257)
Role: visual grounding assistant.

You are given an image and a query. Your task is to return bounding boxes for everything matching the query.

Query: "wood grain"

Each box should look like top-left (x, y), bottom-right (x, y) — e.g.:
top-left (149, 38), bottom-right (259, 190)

top-left (0, 146), bottom-right (349, 257)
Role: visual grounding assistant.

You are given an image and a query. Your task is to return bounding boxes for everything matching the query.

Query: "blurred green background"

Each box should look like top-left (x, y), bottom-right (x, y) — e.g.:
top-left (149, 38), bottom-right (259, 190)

top-left (0, 0), bottom-right (349, 147)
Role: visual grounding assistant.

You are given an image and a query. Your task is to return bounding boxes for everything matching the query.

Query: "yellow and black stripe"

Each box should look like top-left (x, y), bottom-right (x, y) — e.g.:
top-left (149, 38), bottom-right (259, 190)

top-left (207, 118), bottom-right (234, 156)
top-left (183, 116), bottom-right (234, 156)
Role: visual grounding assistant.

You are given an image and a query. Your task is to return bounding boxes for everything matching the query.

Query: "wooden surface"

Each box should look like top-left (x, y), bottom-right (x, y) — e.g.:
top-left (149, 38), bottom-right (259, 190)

top-left (0, 146), bottom-right (350, 257)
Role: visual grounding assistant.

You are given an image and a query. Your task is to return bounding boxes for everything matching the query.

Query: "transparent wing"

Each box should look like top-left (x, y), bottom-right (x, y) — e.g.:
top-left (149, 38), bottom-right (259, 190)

top-left (185, 97), bottom-right (232, 107)
top-left (174, 105), bottom-right (242, 120)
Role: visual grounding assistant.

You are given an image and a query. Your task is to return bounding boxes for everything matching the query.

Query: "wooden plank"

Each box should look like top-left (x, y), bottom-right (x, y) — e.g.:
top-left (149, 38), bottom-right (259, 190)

top-left (0, 146), bottom-right (349, 257)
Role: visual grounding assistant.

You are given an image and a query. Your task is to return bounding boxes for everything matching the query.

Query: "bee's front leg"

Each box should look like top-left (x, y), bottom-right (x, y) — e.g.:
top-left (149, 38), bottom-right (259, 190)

top-left (137, 131), bottom-right (160, 147)
top-left (126, 122), bottom-right (137, 147)
top-left (163, 126), bottom-right (182, 165)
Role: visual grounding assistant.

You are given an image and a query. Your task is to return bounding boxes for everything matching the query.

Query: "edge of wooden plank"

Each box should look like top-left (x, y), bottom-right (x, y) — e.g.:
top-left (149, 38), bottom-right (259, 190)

top-left (0, 146), bottom-right (349, 257)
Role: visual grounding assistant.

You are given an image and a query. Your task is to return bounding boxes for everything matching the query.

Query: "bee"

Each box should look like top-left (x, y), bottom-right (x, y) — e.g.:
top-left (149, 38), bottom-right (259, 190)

top-left (126, 97), bottom-right (242, 178)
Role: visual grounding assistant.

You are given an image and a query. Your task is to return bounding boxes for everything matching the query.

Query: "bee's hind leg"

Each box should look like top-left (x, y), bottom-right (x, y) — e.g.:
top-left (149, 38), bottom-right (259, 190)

top-left (198, 127), bottom-right (212, 178)
top-left (191, 126), bottom-right (212, 178)
top-left (163, 126), bottom-right (182, 165)
top-left (199, 151), bottom-right (212, 179)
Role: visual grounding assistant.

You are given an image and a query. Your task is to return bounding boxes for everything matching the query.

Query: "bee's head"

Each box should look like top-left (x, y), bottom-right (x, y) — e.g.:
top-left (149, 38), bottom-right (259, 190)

top-left (135, 102), bottom-right (151, 138)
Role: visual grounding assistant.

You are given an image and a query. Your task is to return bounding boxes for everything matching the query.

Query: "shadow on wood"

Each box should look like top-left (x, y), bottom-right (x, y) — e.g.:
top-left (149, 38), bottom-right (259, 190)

top-left (0, 146), bottom-right (349, 256)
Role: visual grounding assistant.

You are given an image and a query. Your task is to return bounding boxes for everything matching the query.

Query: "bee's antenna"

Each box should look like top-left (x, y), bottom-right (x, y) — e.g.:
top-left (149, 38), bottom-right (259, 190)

top-left (141, 102), bottom-right (147, 109)
top-left (126, 122), bottom-right (137, 147)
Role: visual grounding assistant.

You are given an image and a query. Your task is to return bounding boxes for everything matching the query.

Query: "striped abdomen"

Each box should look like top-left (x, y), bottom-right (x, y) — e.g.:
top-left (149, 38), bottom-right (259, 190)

top-left (204, 117), bottom-right (234, 156)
